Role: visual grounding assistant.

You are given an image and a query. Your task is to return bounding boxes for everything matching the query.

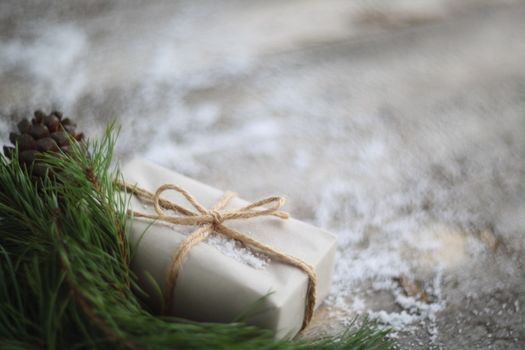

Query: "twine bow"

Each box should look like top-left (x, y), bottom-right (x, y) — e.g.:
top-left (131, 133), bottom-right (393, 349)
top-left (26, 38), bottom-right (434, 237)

top-left (120, 182), bottom-right (317, 330)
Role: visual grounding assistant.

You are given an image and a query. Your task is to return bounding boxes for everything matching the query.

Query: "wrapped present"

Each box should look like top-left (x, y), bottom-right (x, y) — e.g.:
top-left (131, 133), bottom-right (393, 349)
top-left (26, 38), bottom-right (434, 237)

top-left (121, 159), bottom-right (336, 339)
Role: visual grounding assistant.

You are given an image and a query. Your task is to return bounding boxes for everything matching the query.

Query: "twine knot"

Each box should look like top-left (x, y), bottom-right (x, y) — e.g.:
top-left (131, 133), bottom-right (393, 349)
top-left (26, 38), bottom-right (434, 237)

top-left (119, 181), bottom-right (317, 330)
top-left (210, 210), bottom-right (224, 226)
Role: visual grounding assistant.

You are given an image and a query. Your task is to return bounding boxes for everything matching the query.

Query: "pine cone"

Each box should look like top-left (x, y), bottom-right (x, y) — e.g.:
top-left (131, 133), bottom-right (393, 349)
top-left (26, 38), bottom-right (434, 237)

top-left (3, 110), bottom-right (84, 179)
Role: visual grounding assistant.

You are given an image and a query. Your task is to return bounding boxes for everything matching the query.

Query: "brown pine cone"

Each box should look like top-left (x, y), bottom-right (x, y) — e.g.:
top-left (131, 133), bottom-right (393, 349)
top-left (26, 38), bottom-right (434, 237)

top-left (3, 110), bottom-right (84, 180)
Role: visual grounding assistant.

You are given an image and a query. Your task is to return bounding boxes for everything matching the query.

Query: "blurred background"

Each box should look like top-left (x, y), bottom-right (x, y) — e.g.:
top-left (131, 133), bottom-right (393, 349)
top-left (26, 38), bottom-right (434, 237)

top-left (1, 1), bottom-right (524, 348)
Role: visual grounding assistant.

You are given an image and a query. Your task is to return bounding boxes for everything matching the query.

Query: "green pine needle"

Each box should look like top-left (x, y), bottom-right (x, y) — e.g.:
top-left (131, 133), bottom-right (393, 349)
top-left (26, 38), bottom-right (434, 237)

top-left (0, 124), bottom-right (394, 350)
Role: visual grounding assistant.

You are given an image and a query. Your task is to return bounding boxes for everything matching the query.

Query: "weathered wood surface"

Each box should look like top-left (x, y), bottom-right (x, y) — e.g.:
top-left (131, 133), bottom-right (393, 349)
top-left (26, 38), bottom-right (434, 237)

top-left (1, 1), bottom-right (525, 348)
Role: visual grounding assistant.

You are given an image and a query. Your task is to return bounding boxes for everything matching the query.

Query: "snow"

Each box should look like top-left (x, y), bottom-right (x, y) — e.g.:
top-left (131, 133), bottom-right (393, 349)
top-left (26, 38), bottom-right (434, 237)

top-left (134, 205), bottom-right (270, 270)
top-left (206, 233), bottom-right (270, 270)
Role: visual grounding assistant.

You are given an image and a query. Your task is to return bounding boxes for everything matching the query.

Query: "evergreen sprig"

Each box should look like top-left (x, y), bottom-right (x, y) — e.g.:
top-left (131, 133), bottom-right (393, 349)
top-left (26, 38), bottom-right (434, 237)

top-left (0, 125), bottom-right (394, 349)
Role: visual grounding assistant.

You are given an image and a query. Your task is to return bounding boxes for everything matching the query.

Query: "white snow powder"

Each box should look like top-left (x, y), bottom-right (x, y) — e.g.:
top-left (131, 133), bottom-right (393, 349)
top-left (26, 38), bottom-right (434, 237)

top-left (154, 219), bottom-right (270, 270)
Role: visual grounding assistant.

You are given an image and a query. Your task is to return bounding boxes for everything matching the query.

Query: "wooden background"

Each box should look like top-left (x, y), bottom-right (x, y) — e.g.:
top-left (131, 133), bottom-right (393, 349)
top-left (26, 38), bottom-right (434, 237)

top-left (1, 1), bottom-right (524, 348)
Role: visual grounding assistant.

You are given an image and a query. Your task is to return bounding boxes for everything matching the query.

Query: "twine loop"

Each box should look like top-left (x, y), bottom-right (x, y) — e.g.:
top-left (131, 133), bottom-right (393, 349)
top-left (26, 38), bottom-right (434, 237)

top-left (120, 181), bottom-right (317, 330)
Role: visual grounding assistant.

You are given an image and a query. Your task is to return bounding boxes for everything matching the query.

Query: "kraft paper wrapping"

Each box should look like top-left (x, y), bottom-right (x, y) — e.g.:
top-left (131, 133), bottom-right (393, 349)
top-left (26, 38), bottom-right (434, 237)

top-left (122, 159), bottom-right (336, 339)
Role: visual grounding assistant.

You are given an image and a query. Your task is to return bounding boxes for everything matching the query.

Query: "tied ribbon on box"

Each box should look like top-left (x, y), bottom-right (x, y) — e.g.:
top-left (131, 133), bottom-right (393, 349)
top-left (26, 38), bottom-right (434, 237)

top-left (119, 182), bottom-right (318, 330)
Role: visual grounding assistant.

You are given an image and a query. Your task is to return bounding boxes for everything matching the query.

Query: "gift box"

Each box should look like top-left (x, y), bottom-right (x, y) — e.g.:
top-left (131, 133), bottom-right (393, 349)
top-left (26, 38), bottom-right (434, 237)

top-left (121, 159), bottom-right (336, 339)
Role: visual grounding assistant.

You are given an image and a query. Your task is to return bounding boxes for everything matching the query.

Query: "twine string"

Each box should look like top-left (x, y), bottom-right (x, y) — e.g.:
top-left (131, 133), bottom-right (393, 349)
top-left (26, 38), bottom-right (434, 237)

top-left (119, 181), bottom-right (317, 330)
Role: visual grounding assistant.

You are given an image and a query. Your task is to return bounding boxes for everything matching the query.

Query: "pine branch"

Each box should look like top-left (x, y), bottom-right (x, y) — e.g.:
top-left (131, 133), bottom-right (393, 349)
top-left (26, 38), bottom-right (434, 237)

top-left (0, 124), bottom-right (394, 350)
